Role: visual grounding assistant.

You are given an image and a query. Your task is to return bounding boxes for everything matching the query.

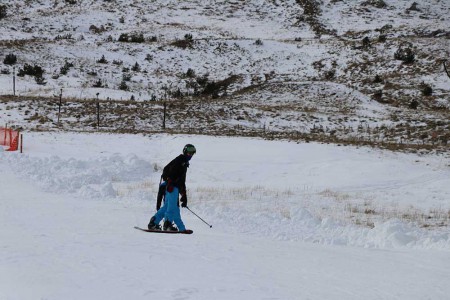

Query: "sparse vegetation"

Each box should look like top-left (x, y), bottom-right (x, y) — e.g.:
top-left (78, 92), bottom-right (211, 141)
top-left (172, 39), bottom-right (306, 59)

top-left (171, 34), bottom-right (194, 49)
top-left (394, 43), bottom-right (415, 64)
top-left (60, 60), bottom-right (74, 75)
top-left (118, 32), bottom-right (145, 43)
top-left (17, 64), bottom-right (45, 78)
top-left (0, 0), bottom-right (448, 155)
top-left (3, 53), bottom-right (17, 65)
top-left (0, 4), bottom-right (7, 19)
top-left (97, 55), bottom-right (108, 64)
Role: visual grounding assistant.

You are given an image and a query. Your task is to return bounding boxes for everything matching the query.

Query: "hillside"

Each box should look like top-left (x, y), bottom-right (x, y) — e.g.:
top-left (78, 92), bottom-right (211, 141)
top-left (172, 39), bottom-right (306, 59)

top-left (0, 0), bottom-right (449, 152)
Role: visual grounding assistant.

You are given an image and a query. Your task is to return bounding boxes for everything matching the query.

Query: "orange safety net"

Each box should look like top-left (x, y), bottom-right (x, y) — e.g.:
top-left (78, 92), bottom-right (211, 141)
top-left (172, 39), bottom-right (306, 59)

top-left (0, 127), bottom-right (19, 151)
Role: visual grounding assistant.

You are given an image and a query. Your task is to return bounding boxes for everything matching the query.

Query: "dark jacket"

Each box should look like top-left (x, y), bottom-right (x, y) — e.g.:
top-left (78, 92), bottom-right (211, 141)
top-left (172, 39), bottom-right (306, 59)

top-left (162, 154), bottom-right (190, 193)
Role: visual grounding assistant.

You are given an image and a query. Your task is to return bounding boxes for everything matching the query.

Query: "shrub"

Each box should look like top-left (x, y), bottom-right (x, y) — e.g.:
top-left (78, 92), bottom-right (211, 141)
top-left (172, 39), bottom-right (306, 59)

top-left (122, 73), bottom-right (132, 81)
top-left (362, 37), bottom-right (371, 49)
top-left (92, 79), bottom-right (103, 88)
top-left (118, 32), bottom-right (145, 43)
top-left (373, 74), bottom-right (383, 83)
top-left (54, 34), bottom-right (73, 40)
top-left (421, 83), bottom-right (432, 96)
top-left (35, 76), bottom-right (47, 85)
top-left (361, 0), bottom-right (386, 8)
top-left (118, 33), bottom-right (129, 42)
top-left (60, 60), bottom-right (74, 75)
top-left (65, 0), bottom-right (77, 4)
top-left (324, 69), bottom-right (335, 80)
top-left (172, 34), bottom-right (194, 49)
top-left (394, 43), bottom-right (415, 64)
top-left (130, 33), bottom-right (145, 43)
top-left (97, 55), bottom-right (108, 64)
top-left (255, 39), bottom-right (263, 46)
top-left (407, 2), bottom-right (420, 12)
top-left (409, 99), bottom-right (419, 109)
top-left (4, 53), bottom-right (17, 65)
top-left (131, 62), bottom-right (140, 72)
top-left (17, 64), bottom-right (45, 77)
top-left (119, 80), bottom-right (129, 91)
top-left (89, 25), bottom-right (106, 34)
top-left (0, 5), bottom-right (7, 19)
top-left (186, 68), bottom-right (196, 78)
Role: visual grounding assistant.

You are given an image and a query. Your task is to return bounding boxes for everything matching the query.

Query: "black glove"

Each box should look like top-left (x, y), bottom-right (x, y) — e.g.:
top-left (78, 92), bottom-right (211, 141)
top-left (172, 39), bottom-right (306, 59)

top-left (180, 192), bottom-right (187, 208)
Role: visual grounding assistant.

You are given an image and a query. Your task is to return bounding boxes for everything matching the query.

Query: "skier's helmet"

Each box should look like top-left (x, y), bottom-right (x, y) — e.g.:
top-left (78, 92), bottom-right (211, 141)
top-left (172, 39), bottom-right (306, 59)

top-left (183, 144), bottom-right (196, 156)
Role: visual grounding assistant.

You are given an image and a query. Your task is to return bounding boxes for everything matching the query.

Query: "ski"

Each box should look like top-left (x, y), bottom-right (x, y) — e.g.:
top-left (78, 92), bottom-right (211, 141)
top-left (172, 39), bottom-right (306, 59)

top-left (134, 226), bottom-right (193, 234)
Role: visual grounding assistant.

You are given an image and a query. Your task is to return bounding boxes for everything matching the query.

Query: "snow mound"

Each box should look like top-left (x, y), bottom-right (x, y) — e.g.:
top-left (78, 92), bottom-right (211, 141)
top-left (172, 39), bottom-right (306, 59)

top-left (4, 153), bottom-right (153, 199)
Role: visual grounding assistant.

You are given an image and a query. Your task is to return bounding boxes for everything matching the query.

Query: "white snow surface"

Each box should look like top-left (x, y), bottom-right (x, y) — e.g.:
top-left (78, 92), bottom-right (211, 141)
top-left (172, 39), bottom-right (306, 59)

top-left (1, 132), bottom-right (450, 299)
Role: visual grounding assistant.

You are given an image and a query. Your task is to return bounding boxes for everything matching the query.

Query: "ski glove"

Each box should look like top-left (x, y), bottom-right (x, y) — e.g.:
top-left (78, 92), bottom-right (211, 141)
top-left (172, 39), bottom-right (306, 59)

top-left (180, 192), bottom-right (188, 207)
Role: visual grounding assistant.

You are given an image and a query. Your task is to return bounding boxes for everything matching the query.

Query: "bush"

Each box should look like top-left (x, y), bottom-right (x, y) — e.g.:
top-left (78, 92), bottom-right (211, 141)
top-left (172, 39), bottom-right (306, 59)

top-left (97, 55), bottom-right (108, 64)
top-left (255, 39), bottom-right (263, 46)
top-left (119, 80), bottom-right (129, 91)
top-left (118, 33), bottom-right (129, 42)
top-left (35, 76), bottom-right (47, 85)
top-left (54, 34), bottom-right (73, 40)
top-left (118, 32), bottom-right (145, 43)
top-left (373, 74), bottom-right (383, 83)
top-left (17, 64), bottom-right (45, 77)
top-left (409, 99), bottom-right (419, 109)
top-left (394, 43), bottom-right (415, 64)
top-left (3, 53), bottom-right (17, 65)
top-left (421, 83), bottom-right (432, 96)
top-left (361, 0), bottom-right (386, 8)
top-left (0, 5), bottom-right (7, 19)
top-left (60, 60), bottom-right (74, 75)
top-left (92, 79), bottom-right (103, 88)
top-left (186, 68), bottom-right (196, 78)
top-left (131, 62), bottom-right (140, 72)
top-left (171, 34), bottom-right (194, 49)
top-left (362, 37), bottom-right (371, 49)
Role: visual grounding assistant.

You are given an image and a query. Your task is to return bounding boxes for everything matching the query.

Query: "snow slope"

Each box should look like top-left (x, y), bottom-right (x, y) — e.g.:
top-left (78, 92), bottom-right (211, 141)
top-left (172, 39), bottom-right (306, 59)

top-left (1, 132), bottom-right (450, 299)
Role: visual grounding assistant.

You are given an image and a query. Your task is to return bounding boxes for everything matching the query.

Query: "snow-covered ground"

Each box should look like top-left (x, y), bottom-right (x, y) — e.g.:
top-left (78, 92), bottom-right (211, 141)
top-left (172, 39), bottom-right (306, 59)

top-left (1, 132), bottom-right (449, 299)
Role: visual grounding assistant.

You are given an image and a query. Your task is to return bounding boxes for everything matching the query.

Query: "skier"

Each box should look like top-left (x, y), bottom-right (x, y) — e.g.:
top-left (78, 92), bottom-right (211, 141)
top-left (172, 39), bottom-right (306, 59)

top-left (148, 144), bottom-right (196, 231)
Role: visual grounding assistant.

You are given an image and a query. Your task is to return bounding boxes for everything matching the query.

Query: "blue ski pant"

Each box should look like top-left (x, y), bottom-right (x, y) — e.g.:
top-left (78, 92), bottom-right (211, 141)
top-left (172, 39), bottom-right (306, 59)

top-left (153, 185), bottom-right (186, 231)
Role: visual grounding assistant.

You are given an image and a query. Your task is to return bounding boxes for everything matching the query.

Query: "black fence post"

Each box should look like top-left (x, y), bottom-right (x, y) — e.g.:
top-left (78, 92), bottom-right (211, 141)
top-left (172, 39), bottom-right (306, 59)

top-left (13, 66), bottom-right (16, 96)
top-left (163, 101), bottom-right (166, 130)
top-left (57, 89), bottom-right (62, 126)
top-left (96, 93), bottom-right (100, 129)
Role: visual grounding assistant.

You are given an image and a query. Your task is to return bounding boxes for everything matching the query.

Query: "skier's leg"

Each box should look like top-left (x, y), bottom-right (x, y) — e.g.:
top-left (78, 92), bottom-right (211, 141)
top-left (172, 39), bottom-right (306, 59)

top-left (152, 201), bottom-right (167, 224)
top-left (164, 187), bottom-right (186, 231)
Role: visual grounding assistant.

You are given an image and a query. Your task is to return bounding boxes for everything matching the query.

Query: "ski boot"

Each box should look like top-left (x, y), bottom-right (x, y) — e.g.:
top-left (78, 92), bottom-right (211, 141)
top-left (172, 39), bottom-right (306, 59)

top-left (148, 216), bottom-right (161, 230)
top-left (163, 220), bottom-right (178, 232)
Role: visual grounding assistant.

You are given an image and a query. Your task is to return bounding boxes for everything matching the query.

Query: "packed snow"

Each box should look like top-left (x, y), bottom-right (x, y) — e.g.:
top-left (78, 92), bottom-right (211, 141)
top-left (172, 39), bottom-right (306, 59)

top-left (1, 132), bottom-right (449, 299)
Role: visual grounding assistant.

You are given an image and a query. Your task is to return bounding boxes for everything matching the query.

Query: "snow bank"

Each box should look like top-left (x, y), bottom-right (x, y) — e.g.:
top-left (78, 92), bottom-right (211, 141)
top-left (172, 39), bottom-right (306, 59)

top-left (3, 152), bottom-right (153, 199)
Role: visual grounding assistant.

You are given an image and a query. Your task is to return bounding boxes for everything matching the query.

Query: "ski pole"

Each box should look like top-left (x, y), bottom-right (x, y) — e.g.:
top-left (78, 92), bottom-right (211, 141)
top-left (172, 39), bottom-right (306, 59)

top-left (185, 206), bottom-right (212, 228)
